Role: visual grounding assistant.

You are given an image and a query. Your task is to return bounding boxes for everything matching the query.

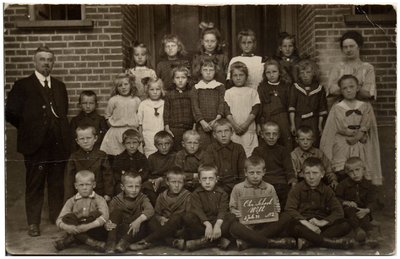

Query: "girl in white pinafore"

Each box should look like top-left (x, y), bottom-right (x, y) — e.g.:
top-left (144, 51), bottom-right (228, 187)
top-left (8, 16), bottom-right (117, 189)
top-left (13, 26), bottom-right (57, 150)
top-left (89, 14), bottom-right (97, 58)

top-left (224, 61), bottom-right (260, 157)
top-left (138, 77), bottom-right (165, 157)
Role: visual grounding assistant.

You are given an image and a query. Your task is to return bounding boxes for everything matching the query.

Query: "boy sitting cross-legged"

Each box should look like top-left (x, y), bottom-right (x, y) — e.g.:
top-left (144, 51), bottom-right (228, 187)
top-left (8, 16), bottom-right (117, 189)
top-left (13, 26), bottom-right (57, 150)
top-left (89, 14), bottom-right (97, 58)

top-left (335, 157), bottom-right (379, 248)
top-left (285, 157), bottom-right (354, 250)
top-left (229, 156), bottom-right (296, 251)
top-left (104, 170), bottom-right (154, 253)
top-left (129, 167), bottom-right (192, 251)
top-left (54, 170), bottom-right (109, 252)
top-left (184, 164), bottom-right (237, 251)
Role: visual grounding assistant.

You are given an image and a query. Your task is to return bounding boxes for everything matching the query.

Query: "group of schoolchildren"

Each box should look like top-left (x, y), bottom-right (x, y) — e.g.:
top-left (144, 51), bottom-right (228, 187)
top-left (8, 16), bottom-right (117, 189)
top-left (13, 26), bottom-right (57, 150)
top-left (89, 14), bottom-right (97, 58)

top-left (54, 23), bottom-right (382, 253)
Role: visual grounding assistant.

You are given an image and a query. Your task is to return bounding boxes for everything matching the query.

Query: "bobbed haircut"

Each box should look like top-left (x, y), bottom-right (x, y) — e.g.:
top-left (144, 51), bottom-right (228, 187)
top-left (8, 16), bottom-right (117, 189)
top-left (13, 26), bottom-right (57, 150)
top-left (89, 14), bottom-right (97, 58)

top-left (237, 29), bottom-right (257, 51)
top-left (229, 61), bottom-right (249, 79)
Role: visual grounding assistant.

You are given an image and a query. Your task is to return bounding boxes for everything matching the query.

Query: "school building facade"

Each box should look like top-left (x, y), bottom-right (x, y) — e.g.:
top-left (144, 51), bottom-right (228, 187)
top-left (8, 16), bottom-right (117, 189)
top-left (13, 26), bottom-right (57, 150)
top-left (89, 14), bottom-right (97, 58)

top-left (4, 4), bottom-right (396, 124)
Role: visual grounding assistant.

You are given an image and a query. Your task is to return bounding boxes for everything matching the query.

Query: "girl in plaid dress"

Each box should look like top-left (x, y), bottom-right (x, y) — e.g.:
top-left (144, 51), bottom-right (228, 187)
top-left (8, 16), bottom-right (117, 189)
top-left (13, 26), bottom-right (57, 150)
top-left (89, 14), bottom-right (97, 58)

top-left (164, 66), bottom-right (196, 151)
top-left (191, 59), bottom-right (226, 148)
top-left (156, 34), bottom-right (190, 91)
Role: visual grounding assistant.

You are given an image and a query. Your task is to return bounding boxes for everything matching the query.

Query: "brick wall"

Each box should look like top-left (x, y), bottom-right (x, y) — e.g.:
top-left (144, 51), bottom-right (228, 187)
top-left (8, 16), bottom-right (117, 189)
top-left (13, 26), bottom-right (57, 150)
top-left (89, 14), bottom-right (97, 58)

top-left (309, 4), bottom-right (396, 125)
top-left (4, 4), bottom-right (131, 118)
top-left (298, 5), bottom-right (316, 58)
top-left (121, 5), bottom-right (138, 71)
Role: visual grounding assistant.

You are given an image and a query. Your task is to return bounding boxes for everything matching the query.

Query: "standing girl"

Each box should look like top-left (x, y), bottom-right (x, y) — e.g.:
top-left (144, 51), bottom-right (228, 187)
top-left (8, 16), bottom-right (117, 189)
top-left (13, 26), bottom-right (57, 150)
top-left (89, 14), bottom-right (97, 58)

top-left (126, 41), bottom-right (157, 100)
top-left (273, 32), bottom-right (301, 83)
top-left (101, 73), bottom-right (141, 156)
top-left (224, 61), bottom-right (260, 157)
top-left (226, 29), bottom-right (264, 90)
top-left (164, 66), bottom-right (196, 151)
top-left (156, 34), bottom-right (190, 91)
top-left (138, 77), bottom-right (166, 157)
top-left (192, 22), bottom-right (229, 84)
top-left (289, 59), bottom-right (328, 147)
top-left (191, 59), bottom-right (226, 147)
top-left (320, 75), bottom-right (382, 185)
top-left (257, 58), bottom-right (293, 150)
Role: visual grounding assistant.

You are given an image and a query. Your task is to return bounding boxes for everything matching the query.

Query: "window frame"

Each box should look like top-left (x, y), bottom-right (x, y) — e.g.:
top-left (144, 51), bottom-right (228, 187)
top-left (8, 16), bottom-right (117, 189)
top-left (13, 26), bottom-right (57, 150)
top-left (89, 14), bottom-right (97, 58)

top-left (16, 4), bottom-right (93, 29)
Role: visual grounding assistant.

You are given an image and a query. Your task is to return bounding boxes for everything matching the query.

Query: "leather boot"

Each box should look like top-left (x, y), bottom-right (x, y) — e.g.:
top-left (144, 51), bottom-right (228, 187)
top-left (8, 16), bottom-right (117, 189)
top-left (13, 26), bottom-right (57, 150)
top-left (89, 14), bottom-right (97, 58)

top-left (186, 237), bottom-right (214, 251)
top-left (236, 239), bottom-right (252, 251)
top-left (266, 237), bottom-right (297, 249)
top-left (219, 237), bottom-right (231, 250)
top-left (172, 239), bottom-right (185, 250)
top-left (297, 238), bottom-right (313, 250)
top-left (85, 238), bottom-right (106, 252)
top-left (365, 231), bottom-right (379, 248)
top-left (355, 227), bottom-right (367, 242)
top-left (129, 239), bottom-right (153, 251)
top-left (115, 238), bottom-right (130, 253)
top-left (53, 233), bottom-right (75, 251)
top-left (104, 240), bottom-right (116, 254)
top-left (321, 237), bottom-right (355, 250)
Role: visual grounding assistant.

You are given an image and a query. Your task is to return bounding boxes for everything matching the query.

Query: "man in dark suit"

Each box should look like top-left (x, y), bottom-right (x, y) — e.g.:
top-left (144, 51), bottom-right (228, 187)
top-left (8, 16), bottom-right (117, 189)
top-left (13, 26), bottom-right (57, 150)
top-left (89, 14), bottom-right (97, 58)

top-left (6, 46), bottom-right (70, 237)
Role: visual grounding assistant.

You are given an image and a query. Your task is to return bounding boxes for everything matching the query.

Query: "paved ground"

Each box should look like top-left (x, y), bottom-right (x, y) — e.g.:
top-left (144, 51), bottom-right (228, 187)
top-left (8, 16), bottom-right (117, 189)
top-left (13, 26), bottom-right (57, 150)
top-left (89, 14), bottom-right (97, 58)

top-left (5, 123), bottom-right (396, 256)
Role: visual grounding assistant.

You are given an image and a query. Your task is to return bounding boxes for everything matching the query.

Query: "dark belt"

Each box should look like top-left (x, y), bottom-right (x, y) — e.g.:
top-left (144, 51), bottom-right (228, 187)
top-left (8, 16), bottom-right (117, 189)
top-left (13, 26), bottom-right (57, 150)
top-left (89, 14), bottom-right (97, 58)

top-left (348, 125), bottom-right (361, 130)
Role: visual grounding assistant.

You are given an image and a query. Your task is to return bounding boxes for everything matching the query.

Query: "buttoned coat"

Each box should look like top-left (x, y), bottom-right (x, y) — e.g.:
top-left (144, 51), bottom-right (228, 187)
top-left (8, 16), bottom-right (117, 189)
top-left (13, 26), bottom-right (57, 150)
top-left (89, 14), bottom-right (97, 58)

top-left (6, 73), bottom-right (70, 155)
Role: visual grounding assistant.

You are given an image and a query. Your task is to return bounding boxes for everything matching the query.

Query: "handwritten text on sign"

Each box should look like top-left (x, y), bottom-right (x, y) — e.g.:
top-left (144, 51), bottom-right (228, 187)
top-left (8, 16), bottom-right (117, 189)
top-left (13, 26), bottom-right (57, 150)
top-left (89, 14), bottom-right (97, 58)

top-left (238, 196), bottom-right (279, 224)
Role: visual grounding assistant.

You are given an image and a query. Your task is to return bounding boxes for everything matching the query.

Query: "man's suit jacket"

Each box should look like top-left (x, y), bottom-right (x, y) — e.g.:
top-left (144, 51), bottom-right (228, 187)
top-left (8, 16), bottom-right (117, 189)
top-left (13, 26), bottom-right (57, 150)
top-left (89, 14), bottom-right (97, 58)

top-left (6, 73), bottom-right (70, 155)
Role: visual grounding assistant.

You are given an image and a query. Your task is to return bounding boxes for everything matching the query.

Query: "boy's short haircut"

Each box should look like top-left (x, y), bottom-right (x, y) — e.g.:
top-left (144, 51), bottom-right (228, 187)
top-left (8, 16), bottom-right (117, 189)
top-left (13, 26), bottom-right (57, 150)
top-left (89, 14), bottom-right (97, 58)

top-left (212, 118), bottom-right (233, 132)
top-left (166, 166), bottom-right (186, 181)
top-left (345, 157), bottom-right (365, 170)
top-left (121, 169), bottom-right (142, 185)
top-left (122, 129), bottom-right (141, 144)
top-left (198, 163), bottom-right (218, 178)
top-left (76, 170), bottom-right (95, 182)
top-left (297, 125), bottom-right (314, 136)
top-left (76, 124), bottom-right (97, 138)
top-left (302, 157), bottom-right (324, 171)
top-left (244, 156), bottom-right (265, 170)
top-left (261, 121), bottom-right (280, 132)
top-left (154, 130), bottom-right (173, 144)
top-left (182, 130), bottom-right (200, 142)
top-left (79, 90), bottom-right (97, 104)
top-left (338, 74), bottom-right (359, 88)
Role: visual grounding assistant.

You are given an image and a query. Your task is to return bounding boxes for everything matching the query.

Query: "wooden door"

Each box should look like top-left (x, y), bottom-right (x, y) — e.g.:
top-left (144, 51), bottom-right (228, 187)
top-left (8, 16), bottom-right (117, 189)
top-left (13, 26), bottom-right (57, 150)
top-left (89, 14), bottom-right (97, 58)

top-left (136, 5), bottom-right (298, 68)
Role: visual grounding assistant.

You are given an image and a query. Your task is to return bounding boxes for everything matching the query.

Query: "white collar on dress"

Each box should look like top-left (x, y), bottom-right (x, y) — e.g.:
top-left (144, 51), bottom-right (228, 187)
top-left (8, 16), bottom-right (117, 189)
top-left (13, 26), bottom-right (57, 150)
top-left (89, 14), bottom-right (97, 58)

top-left (195, 80), bottom-right (220, 89)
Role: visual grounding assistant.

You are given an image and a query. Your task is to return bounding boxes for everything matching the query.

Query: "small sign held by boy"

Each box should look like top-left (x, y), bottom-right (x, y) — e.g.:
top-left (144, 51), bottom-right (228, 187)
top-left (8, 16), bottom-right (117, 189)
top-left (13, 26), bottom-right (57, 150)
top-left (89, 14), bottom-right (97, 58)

top-left (238, 195), bottom-right (279, 225)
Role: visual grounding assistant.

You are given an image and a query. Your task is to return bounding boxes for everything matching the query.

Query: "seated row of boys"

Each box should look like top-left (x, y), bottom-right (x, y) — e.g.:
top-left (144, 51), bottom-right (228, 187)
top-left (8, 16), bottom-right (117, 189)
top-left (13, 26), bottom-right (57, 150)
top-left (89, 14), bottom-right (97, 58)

top-left (55, 118), bottom-right (379, 252)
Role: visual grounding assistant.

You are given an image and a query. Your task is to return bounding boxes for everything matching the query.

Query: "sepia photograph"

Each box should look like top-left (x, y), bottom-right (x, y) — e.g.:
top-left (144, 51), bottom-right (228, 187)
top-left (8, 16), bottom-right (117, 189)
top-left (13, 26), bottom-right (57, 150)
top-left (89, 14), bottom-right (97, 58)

top-left (4, 3), bottom-right (396, 255)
